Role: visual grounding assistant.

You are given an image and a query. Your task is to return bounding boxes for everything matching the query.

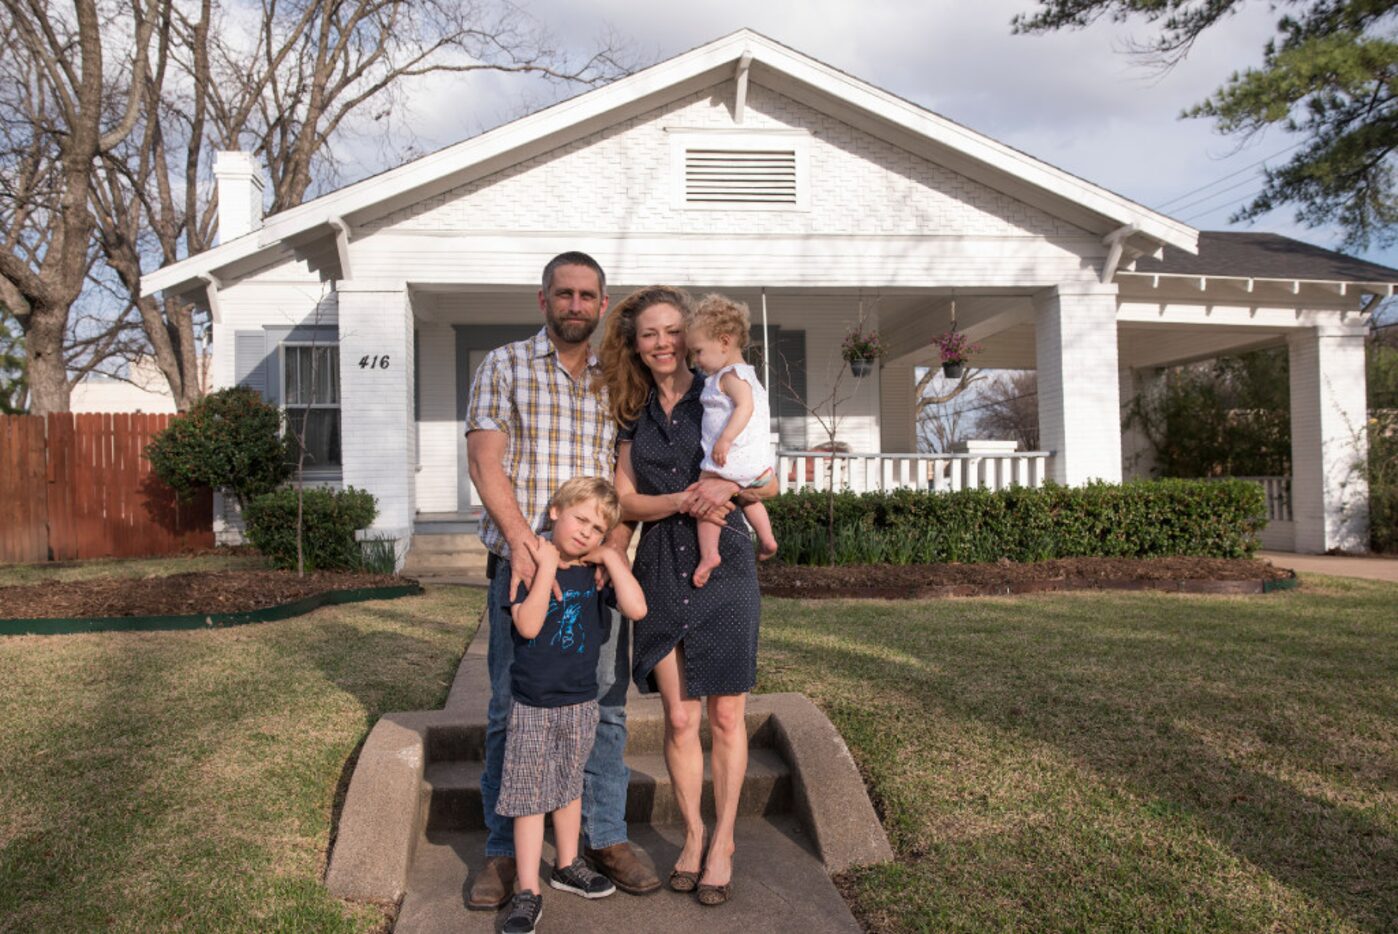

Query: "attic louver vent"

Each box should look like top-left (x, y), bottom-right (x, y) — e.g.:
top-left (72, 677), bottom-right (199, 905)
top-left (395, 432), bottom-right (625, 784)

top-left (684, 148), bottom-right (798, 205)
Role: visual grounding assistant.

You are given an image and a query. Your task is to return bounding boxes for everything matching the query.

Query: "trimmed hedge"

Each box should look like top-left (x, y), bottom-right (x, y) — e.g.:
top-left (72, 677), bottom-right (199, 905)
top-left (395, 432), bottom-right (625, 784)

top-left (244, 486), bottom-right (377, 571)
top-left (146, 387), bottom-right (291, 507)
top-left (767, 479), bottom-right (1267, 565)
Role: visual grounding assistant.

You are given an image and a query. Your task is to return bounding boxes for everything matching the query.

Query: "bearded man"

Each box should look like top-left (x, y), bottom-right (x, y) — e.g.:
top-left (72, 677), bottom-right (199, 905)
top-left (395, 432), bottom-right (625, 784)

top-left (463, 252), bottom-right (660, 909)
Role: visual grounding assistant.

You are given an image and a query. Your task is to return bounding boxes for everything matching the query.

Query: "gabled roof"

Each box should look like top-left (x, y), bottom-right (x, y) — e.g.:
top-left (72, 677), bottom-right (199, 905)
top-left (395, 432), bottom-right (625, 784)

top-left (1133, 231), bottom-right (1398, 283)
top-left (142, 28), bottom-right (1199, 298)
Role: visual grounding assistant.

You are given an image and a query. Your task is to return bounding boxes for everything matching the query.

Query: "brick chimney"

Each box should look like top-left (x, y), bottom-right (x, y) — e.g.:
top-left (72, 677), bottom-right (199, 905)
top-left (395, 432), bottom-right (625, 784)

top-left (213, 151), bottom-right (265, 242)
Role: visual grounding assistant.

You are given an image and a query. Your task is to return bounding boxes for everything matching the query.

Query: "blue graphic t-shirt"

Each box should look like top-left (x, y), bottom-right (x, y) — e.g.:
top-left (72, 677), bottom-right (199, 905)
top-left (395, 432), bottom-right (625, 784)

top-left (505, 563), bottom-right (615, 708)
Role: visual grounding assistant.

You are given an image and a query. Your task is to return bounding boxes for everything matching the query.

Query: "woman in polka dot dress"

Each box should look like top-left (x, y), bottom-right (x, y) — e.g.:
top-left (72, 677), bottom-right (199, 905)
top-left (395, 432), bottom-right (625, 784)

top-left (599, 286), bottom-right (777, 906)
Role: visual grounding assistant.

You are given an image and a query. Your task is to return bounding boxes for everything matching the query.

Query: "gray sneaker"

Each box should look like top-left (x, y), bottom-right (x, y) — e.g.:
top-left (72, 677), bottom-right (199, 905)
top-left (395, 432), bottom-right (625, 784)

top-left (501, 891), bottom-right (542, 934)
top-left (550, 857), bottom-right (617, 899)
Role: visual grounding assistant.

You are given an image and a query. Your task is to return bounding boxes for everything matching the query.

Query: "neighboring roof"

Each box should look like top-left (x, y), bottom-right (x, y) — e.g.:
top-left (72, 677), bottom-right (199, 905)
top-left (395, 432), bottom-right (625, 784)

top-left (1133, 231), bottom-right (1398, 283)
top-left (142, 28), bottom-right (1197, 299)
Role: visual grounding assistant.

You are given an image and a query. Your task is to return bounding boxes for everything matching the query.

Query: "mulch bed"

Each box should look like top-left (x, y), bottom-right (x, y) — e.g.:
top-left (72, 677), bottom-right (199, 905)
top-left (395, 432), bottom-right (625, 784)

top-left (0, 570), bottom-right (410, 620)
top-left (0, 558), bottom-right (1295, 618)
top-left (757, 556), bottom-right (1296, 600)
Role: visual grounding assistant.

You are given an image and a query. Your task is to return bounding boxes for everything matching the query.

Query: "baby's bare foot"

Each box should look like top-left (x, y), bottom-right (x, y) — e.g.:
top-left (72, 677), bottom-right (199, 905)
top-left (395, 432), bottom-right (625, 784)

top-left (692, 556), bottom-right (721, 587)
top-left (758, 535), bottom-right (779, 560)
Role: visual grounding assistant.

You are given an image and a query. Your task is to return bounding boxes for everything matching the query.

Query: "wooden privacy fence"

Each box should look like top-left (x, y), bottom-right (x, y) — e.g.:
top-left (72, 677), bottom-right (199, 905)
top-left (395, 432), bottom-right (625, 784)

top-left (0, 413), bottom-right (213, 563)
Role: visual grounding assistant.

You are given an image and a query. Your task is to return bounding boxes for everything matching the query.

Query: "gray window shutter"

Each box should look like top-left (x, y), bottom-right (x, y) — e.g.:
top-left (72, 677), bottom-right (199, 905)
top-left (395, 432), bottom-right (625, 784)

top-left (774, 329), bottom-right (807, 450)
top-left (744, 324), bottom-right (806, 450)
top-left (234, 330), bottom-right (269, 398)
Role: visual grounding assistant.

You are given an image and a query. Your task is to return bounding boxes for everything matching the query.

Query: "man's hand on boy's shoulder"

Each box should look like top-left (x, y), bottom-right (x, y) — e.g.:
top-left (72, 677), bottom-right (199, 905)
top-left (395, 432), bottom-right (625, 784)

top-left (534, 539), bottom-right (561, 570)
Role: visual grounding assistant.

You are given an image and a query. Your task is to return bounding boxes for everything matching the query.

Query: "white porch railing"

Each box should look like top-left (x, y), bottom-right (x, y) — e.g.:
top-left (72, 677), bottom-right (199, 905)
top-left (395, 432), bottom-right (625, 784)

top-left (775, 450), bottom-right (1053, 495)
top-left (1232, 475), bottom-right (1292, 522)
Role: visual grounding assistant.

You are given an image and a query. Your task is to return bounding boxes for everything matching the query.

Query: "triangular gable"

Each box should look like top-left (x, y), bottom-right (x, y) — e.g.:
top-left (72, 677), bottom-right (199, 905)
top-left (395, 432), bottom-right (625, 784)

top-left (142, 28), bottom-right (1197, 298)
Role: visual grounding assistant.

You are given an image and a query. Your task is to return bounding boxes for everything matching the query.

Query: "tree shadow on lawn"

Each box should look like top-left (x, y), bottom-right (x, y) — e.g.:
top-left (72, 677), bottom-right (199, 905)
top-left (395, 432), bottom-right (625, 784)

top-left (0, 596), bottom-right (473, 930)
top-left (761, 591), bottom-right (1397, 930)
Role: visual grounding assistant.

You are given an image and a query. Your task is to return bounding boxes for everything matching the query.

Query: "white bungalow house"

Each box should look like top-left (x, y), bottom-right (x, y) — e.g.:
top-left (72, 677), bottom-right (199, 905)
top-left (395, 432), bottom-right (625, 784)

top-left (141, 30), bottom-right (1395, 562)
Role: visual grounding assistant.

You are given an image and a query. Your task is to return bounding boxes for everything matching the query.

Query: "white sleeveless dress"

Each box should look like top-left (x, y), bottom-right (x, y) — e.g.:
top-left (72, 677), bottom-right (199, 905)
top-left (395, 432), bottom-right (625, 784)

top-left (699, 362), bottom-right (772, 486)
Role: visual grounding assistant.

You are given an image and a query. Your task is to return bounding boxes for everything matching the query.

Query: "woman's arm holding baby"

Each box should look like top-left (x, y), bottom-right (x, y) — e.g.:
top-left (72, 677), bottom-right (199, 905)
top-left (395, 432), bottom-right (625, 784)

top-left (617, 441), bottom-right (733, 524)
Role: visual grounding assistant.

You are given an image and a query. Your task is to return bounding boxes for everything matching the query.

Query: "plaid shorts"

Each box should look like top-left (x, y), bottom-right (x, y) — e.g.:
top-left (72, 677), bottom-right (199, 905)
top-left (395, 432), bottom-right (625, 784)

top-left (495, 698), bottom-right (600, 818)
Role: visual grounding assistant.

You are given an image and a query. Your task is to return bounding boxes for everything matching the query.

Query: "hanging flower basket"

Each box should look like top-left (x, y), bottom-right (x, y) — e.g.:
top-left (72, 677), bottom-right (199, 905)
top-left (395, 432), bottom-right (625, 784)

top-left (934, 329), bottom-right (981, 380)
top-left (841, 326), bottom-right (884, 377)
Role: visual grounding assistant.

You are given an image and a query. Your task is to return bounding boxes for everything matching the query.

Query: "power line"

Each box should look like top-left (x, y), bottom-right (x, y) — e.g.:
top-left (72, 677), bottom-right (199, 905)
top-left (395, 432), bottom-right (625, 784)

top-left (1153, 139), bottom-right (1304, 210)
top-left (1178, 183), bottom-right (1268, 224)
top-left (1166, 174), bottom-right (1262, 216)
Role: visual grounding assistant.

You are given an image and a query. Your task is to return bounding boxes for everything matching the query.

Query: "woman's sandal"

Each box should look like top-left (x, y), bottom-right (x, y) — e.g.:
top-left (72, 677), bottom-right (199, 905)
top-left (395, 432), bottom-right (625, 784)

top-left (668, 866), bottom-right (701, 893)
top-left (669, 840), bottom-right (708, 893)
top-left (696, 881), bottom-right (732, 906)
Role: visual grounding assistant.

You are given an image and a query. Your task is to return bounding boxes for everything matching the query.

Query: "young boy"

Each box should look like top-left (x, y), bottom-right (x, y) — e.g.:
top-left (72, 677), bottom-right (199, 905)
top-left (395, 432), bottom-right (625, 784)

top-left (495, 477), bottom-right (648, 934)
top-left (687, 294), bottom-right (780, 587)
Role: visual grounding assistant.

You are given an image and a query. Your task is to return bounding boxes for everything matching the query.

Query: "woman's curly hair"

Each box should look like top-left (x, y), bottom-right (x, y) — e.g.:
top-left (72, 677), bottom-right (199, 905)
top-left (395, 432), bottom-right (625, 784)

top-left (599, 286), bottom-right (694, 428)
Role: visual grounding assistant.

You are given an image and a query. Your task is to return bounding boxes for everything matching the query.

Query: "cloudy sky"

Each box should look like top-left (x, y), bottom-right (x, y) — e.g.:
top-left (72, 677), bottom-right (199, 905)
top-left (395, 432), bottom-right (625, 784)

top-left (332, 0), bottom-right (1397, 273)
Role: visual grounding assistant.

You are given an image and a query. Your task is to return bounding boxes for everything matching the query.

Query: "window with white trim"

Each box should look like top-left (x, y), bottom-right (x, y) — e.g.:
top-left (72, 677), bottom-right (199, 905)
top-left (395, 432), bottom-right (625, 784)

top-left (281, 344), bottom-right (341, 470)
top-left (668, 130), bottom-right (810, 211)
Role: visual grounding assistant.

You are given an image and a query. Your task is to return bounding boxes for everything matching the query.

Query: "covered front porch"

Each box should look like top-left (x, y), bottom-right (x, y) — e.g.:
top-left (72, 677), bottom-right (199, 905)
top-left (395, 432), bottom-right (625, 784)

top-left (355, 258), bottom-right (1379, 558)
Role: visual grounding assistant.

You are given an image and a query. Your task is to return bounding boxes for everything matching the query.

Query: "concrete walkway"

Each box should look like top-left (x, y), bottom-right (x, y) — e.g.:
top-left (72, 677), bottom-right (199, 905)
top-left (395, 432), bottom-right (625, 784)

top-left (1260, 551), bottom-right (1398, 583)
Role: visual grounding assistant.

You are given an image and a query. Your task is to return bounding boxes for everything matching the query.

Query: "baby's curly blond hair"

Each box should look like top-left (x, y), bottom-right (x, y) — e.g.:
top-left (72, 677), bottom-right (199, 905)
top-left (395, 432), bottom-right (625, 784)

top-left (690, 294), bottom-right (750, 349)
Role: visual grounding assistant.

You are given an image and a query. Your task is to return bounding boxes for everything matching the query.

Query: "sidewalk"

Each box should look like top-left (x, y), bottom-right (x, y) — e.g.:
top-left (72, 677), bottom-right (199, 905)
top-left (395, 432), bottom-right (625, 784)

top-left (1259, 551), bottom-right (1398, 583)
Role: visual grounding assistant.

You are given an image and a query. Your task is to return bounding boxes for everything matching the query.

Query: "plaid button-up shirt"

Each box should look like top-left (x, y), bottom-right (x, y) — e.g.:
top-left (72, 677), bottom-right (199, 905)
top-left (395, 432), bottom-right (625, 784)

top-left (465, 328), bottom-right (617, 559)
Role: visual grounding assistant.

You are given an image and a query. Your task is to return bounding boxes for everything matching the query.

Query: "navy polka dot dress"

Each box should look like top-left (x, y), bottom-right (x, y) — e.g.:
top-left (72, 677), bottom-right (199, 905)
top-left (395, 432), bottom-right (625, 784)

top-left (620, 372), bottom-right (761, 697)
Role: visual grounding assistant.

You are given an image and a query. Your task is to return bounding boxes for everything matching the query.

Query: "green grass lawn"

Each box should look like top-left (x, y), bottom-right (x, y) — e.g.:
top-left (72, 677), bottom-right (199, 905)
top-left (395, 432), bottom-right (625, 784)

top-left (0, 579), bottom-right (484, 933)
top-left (0, 552), bottom-right (265, 587)
top-left (757, 575), bottom-right (1398, 932)
top-left (3, 560), bottom-right (1393, 932)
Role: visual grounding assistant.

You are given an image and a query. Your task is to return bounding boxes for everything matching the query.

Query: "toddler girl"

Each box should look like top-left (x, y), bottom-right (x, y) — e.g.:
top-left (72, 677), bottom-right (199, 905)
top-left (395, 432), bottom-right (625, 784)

top-left (687, 294), bottom-right (779, 588)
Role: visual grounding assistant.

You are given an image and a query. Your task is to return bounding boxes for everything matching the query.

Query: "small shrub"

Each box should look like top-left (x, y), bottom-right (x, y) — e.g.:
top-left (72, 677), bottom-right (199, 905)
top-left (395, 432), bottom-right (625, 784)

top-left (244, 486), bottom-right (377, 571)
top-left (359, 536), bottom-right (399, 575)
top-left (147, 388), bottom-right (291, 508)
top-left (767, 479), bottom-right (1266, 565)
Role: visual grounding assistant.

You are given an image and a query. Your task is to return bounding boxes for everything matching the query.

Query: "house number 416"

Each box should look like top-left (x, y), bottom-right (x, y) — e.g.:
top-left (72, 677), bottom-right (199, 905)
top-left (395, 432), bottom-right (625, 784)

top-left (358, 355), bottom-right (391, 369)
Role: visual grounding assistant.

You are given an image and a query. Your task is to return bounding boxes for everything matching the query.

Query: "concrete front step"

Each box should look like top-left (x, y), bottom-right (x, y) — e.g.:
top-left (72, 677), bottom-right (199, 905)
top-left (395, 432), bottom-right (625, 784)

top-left (396, 817), bottom-right (862, 934)
top-left (424, 748), bottom-right (791, 832)
top-left (409, 533), bottom-right (489, 553)
top-left (403, 552), bottom-right (490, 572)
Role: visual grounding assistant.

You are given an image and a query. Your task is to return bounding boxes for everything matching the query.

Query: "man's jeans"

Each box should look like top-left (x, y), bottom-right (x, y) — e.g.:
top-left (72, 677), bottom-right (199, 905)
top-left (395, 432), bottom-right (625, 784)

top-left (480, 557), bottom-right (632, 857)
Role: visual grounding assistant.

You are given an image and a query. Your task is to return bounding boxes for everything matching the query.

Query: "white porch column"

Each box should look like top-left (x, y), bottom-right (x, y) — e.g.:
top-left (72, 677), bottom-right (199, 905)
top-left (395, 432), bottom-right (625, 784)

top-left (337, 280), bottom-right (416, 561)
top-left (1118, 366), bottom-right (1159, 479)
top-left (1034, 283), bottom-right (1123, 484)
top-left (1288, 325), bottom-right (1368, 553)
top-left (879, 359), bottom-right (917, 452)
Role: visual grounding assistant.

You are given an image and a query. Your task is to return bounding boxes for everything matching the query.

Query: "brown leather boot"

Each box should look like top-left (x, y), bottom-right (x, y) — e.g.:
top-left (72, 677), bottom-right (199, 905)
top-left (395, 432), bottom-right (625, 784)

top-left (584, 842), bottom-right (661, 895)
top-left (466, 855), bottom-right (517, 911)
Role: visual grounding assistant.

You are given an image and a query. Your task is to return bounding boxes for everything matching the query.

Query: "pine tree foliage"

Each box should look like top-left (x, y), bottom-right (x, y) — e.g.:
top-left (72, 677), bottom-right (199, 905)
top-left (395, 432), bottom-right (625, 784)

top-left (1014, 1), bottom-right (1398, 249)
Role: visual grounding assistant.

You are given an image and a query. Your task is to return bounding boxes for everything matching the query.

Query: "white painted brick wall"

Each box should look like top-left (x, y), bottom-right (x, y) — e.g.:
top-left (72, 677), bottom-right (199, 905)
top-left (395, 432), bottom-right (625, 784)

top-left (1035, 285), bottom-right (1122, 485)
top-left (338, 282), bottom-right (415, 536)
top-left (1289, 327), bottom-right (1369, 553)
top-left (1118, 366), bottom-right (1157, 479)
top-left (414, 321), bottom-right (458, 512)
top-left (362, 80), bottom-right (1081, 242)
